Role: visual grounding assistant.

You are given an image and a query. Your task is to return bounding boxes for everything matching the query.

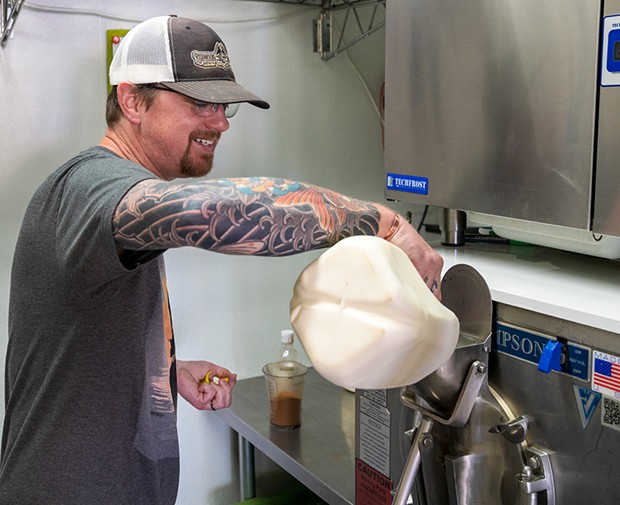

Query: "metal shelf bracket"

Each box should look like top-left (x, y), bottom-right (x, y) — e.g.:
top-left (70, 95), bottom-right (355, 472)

top-left (1, 0), bottom-right (25, 48)
top-left (252, 0), bottom-right (385, 60)
top-left (1, 1), bottom-right (385, 56)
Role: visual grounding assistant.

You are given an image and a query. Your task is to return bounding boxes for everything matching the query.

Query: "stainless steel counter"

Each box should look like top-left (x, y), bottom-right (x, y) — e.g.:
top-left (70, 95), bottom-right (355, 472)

top-left (436, 242), bottom-right (620, 333)
top-left (216, 367), bottom-right (355, 505)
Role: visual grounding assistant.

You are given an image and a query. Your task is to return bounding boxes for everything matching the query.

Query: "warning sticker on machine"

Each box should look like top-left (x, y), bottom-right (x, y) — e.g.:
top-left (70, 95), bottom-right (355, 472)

top-left (592, 351), bottom-right (620, 398)
top-left (359, 395), bottom-right (391, 476)
top-left (355, 458), bottom-right (393, 505)
top-left (363, 389), bottom-right (388, 407)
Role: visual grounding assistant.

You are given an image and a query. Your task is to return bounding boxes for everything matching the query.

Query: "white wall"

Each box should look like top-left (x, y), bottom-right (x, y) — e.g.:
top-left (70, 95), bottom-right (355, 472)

top-left (0, 1), bottom-right (424, 503)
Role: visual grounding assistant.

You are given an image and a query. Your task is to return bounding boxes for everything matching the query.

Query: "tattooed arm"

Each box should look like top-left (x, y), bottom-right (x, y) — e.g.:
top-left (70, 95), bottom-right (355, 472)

top-left (114, 177), bottom-right (384, 255)
top-left (113, 176), bottom-right (443, 295)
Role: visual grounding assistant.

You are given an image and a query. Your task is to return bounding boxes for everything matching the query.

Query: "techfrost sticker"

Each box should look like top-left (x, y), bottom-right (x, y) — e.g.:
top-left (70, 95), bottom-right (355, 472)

top-left (386, 173), bottom-right (429, 195)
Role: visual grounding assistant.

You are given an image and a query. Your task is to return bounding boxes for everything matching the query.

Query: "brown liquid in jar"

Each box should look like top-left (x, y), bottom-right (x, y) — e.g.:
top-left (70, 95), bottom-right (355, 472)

top-left (271, 391), bottom-right (302, 427)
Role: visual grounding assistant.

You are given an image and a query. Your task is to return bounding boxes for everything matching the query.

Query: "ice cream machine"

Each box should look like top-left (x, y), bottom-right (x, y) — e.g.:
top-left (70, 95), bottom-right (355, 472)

top-left (355, 265), bottom-right (620, 504)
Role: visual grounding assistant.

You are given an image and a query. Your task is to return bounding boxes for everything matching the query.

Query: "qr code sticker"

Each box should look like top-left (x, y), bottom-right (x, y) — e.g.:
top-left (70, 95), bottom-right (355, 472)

top-left (601, 397), bottom-right (620, 431)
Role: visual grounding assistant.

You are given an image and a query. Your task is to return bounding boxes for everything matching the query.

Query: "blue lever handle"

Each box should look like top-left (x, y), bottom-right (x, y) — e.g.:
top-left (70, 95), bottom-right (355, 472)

top-left (538, 340), bottom-right (563, 373)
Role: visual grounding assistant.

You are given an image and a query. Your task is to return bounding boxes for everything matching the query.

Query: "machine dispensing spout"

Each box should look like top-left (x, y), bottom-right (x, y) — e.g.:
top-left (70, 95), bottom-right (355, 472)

top-left (489, 415), bottom-right (531, 444)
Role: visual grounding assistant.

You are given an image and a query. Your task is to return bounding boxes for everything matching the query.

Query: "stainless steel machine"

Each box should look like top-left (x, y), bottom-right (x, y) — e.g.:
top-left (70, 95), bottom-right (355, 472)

top-left (355, 265), bottom-right (620, 504)
top-left (383, 0), bottom-right (620, 257)
top-left (360, 2), bottom-right (620, 502)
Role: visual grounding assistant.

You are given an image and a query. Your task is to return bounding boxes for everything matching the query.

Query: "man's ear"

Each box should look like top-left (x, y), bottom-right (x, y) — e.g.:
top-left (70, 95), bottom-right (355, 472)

top-left (116, 82), bottom-right (142, 124)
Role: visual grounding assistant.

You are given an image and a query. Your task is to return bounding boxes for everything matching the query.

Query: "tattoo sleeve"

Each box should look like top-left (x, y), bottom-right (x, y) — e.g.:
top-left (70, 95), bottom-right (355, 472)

top-left (113, 177), bottom-right (381, 256)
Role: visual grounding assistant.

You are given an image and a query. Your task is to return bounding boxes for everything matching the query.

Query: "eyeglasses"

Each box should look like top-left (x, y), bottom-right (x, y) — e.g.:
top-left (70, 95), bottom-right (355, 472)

top-left (145, 85), bottom-right (240, 119)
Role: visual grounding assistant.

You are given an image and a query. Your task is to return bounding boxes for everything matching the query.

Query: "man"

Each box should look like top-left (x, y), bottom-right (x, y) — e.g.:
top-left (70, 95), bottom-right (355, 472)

top-left (1, 15), bottom-right (442, 504)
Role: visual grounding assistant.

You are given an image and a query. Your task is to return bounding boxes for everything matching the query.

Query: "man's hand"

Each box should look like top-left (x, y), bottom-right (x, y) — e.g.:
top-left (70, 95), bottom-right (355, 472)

top-left (177, 359), bottom-right (237, 411)
top-left (384, 215), bottom-right (444, 300)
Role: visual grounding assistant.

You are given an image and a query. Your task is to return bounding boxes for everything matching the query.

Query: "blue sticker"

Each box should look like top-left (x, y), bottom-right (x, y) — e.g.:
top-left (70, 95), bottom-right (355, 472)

top-left (386, 173), bottom-right (429, 195)
top-left (573, 384), bottom-right (601, 429)
top-left (607, 29), bottom-right (620, 73)
top-left (495, 321), bottom-right (590, 381)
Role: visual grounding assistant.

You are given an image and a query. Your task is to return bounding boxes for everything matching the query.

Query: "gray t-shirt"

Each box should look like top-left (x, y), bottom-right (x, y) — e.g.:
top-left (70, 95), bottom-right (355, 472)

top-left (2, 147), bottom-right (180, 504)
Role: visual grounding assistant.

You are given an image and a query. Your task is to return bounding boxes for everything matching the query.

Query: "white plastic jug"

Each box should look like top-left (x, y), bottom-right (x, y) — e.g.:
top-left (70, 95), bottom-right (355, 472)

top-left (289, 236), bottom-right (459, 389)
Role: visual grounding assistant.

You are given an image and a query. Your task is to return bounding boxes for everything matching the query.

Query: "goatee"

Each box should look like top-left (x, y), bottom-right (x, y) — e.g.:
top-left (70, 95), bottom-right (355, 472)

top-left (180, 131), bottom-right (219, 177)
top-left (180, 150), bottom-right (214, 178)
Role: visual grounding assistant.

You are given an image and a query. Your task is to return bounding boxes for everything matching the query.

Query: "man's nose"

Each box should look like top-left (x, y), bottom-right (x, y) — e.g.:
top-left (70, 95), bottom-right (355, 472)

top-left (207, 107), bottom-right (230, 132)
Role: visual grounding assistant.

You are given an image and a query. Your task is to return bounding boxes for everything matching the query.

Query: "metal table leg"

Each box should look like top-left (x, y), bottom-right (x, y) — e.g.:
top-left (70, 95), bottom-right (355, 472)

top-left (239, 434), bottom-right (256, 500)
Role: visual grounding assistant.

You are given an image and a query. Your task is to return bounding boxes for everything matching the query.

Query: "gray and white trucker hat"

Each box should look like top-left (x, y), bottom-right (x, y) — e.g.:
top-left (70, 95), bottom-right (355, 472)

top-left (109, 15), bottom-right (270, 109)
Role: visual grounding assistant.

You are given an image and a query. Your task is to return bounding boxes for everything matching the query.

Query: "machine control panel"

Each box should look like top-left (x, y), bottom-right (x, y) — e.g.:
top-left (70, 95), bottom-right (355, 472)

top-left (601, 14), bottom-right (620, 85)
top-left (495, 321), bottom-right (590, 381)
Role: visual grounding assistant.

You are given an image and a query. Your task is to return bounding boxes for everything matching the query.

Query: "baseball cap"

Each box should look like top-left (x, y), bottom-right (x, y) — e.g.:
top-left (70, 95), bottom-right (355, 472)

top-left (109, 15), bottom-right (270, 109)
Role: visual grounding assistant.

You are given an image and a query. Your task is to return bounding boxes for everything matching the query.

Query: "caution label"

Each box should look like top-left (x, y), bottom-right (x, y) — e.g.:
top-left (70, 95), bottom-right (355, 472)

top-left (355, 458), bottom-right (393, 505)
top-left (359, 394), bottom-right (391, 475)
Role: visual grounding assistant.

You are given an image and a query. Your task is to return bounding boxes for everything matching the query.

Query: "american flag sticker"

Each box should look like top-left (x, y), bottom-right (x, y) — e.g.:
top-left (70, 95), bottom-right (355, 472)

top-left (592, 352), bottom-right (620, 398)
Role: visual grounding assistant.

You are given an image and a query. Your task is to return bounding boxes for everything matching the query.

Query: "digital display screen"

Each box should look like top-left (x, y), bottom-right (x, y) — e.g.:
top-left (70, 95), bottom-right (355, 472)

top-left (615, 40), bottom-right (620, 62)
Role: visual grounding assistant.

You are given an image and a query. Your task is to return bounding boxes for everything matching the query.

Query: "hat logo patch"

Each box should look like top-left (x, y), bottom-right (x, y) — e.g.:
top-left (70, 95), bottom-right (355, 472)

top-left (191, 43), bottom-right (232, 71)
